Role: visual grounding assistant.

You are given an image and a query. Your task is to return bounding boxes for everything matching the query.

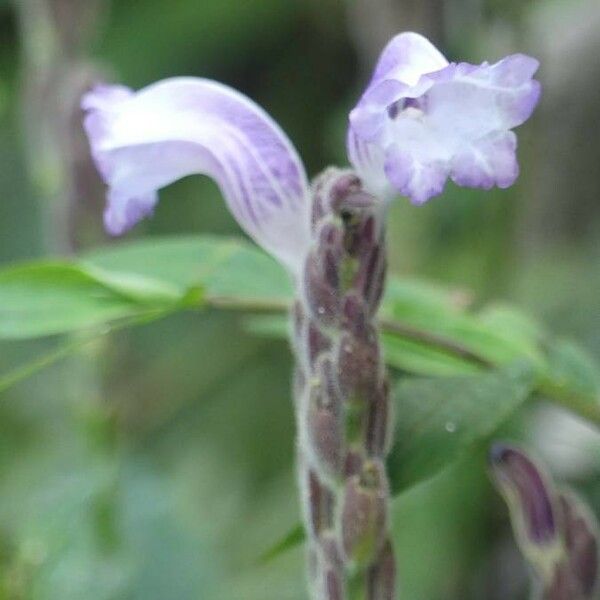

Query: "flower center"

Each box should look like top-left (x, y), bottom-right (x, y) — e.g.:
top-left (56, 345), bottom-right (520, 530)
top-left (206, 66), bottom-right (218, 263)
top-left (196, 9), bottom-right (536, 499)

top-left (387, 97), bottom-right (426, 121)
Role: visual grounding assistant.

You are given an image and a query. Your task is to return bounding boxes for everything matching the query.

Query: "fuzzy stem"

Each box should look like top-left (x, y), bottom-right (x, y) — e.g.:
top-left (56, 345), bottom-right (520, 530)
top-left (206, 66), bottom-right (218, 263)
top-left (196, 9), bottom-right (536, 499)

top-left (293, 169), bottom-right (396, 600)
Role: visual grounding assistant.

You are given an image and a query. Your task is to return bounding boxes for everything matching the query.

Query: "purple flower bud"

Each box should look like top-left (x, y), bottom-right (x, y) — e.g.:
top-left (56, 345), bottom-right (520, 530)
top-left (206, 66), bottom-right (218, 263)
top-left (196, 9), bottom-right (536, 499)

top-left (559, 492), bottom-right (599, 599)
top-left (341, 460), bottom-right (389, 566)
top-left (336, 328), bottom-right (381, 398)
top-left (366, 539), bottom-right (396, 600)
top-left (304, 467), bottom-right (336, 537)
top-left (358, 244), bottom-right (387, 314)
top-left (365, 380), bottom-right (392, 458)
top-left (490, 443), bottom-right (600, 600)
top-left (304, 249), bottom-right (342, 324)
top-left (307, 378), bottom-right (344, 476)
top-left (324, 569), bottom-right (345, 600)
top-left (489, 443), bottom-right (558, 546)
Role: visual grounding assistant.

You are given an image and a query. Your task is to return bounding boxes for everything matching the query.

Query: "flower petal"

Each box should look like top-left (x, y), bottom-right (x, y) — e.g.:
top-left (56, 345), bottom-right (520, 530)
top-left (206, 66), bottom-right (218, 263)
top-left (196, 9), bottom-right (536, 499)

top-left (384, 144), bottom-right (448, 205)
top-left (451, 131), bottom-right (519, 190)
top-left (369, 32), bottom-right (448, 88)
top-left (82, 77), bottom-right (310, 272)
top-left (346, 130), bottom-right (391, 200)
top-left (426, 56), bottom-right (541, 144)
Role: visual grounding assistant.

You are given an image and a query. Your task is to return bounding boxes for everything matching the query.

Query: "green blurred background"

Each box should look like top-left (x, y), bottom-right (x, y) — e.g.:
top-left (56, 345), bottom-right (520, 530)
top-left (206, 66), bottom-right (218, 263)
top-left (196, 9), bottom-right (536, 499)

top-left (0, 0), bottom-right (599, 598)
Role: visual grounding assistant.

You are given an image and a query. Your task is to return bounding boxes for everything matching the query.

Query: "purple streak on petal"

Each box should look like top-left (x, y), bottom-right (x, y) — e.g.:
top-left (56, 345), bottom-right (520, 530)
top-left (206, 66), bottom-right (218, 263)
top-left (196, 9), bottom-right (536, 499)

top-left (81, 78), bottom-right (310, 272)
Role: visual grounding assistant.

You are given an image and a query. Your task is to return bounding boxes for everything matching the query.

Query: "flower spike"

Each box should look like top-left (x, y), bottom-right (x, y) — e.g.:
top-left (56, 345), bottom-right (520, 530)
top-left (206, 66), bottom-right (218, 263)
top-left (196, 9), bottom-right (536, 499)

top-left (82, 78), bottom-right (310, 272)
top-left (348, 32), bottom-right (541, 203)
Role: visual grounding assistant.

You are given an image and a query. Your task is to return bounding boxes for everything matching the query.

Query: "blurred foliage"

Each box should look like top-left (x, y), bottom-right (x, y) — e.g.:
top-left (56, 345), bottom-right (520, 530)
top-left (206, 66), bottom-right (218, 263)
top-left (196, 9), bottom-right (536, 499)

top-left (0, 1), bottom-right (599, 599)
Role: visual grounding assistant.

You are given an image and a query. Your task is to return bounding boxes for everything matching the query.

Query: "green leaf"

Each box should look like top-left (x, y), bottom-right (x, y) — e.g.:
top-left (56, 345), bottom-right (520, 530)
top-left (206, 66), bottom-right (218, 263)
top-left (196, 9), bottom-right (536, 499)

top-left (389, 362), bottom-right (535, 492)
top-left (539, 339), bottom-right (600, 423)
top-left (0, 263), bottom-right (156, 339)
top-left (257, 524), bottom-right (304, 565)
top-left (383, 280), bottom-right (545, 371)
top-left (260, 363), bottom-right (536, 562)
top-left (1, 235), bottom-right (598, 429)
top-left (0, 237), bottom-right (291, 341)
top-left (382, 332), bottom-right (480, 376)
top-left (84, 235), bottom-right (292, 307)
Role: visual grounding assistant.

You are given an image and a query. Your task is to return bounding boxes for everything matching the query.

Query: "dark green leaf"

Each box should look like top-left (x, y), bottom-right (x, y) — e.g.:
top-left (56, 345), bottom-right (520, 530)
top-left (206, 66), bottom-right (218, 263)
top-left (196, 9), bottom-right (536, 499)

top-left (389, 362), bottom-right (535, 492)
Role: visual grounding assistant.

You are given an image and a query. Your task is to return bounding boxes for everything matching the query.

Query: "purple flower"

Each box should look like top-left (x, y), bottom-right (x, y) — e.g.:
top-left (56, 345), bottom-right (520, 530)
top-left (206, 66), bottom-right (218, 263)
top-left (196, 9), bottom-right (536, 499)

top-left (82, 33), bottom-right (541, 272)
top-left (82, 78), bottom-right (310, 272)
top-left (348, 32), bottom-right (541, 203)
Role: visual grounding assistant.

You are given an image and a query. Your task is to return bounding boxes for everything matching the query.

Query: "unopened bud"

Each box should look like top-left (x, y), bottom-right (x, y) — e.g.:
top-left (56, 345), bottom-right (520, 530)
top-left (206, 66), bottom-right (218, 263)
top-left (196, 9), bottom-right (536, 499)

top-left (311, 168), bottom-right (362, 225)
top-left (307, 378), bottom-right (344, 476)
top-left (357, 243), bottom-right (386, 314)
top-left (304, 249), bottom-right (342, 324)
top-left (559, 491), bottom-right (599, 599)
top-left (489, 443), bottom-right (558, 548)
top-left (337, 328), bottom-right (380, 398)
top-left (490, 442), bottom-right (600, 600)
top-left (324, 568), bottom-right (344, 600)
top-left (341, 460), bottom-right (388, 566)
top-left (365, 379), bottom-right (392, 458)
top-left (367, 539), bottom-right (396, 600)
top-left (303, 467), bottom-right (335, 537)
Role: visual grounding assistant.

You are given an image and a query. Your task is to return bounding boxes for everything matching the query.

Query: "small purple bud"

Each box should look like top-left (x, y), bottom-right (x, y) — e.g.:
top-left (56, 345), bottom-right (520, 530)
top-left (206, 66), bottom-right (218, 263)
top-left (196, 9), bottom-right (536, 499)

top-left (341, 460), bottom-right (389, 566)
top-left (321, 532), bottom-right (344, 570)
top-left (342, 294), bottom-right (369, 338)
top-left (304, 249), bottom-right (342, 324)
top-left (360, 244), bottom-right (387, 314)
top-left (344, 450), bottom-right (364, 479)
top-left (367, 539), bottom-right (396, 600)
top-left (329, 172), bottom-right (363, 214)
top-left (307, 382), bottom-right (344, 476)
top-left (324, 569), bottom-right (344, 600)
top-left (337, 328), bottom-right (380, 398)
top-left (306, 468), bottom-right (335, 536)
top-left (366, 380), bottom-right (392, 458)
top-left (311, 169), bottom-right (361, 226)
top-left (489, 443), bottom-right (557, 545)
top-left (544, 563), bottom-right (578, 600)
top-left (560, 492), bottom-right (599, 598)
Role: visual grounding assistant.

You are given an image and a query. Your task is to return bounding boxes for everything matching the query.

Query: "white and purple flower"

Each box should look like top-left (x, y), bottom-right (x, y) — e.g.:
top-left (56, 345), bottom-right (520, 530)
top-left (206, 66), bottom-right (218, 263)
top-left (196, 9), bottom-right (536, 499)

top-left (348, 33), bottom-right (541, 204)
top-left (82, 32), bottom-right (540, 272)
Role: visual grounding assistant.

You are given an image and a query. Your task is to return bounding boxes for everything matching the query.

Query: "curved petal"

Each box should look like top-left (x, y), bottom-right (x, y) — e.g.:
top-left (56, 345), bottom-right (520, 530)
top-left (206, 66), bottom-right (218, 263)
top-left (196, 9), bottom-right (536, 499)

top-left (369, 32), bottom-right (448, 88)
top-left (82, 78), bottom-right (310, 272)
